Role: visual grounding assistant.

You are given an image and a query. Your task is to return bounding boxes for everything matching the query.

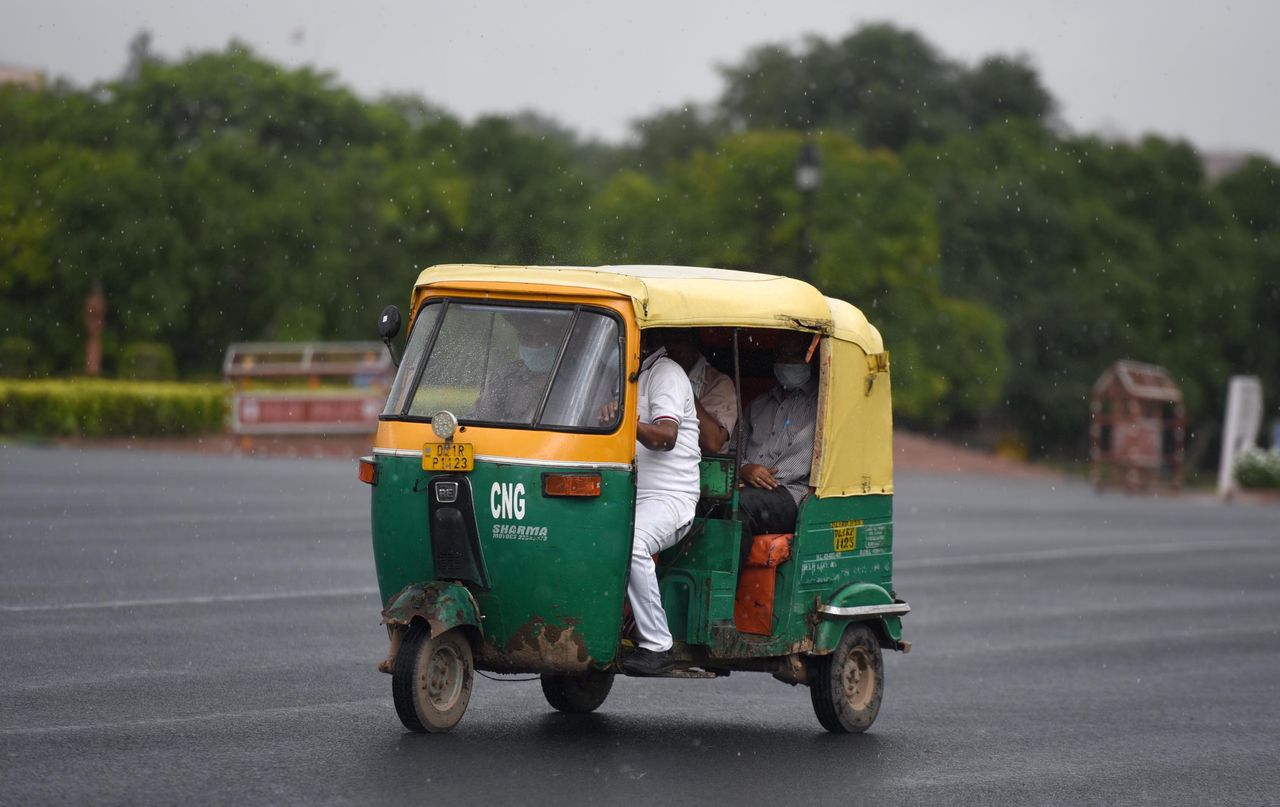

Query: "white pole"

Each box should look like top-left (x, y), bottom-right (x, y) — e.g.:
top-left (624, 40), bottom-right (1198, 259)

top-left (1217, 376), bottom-right (1264, 499)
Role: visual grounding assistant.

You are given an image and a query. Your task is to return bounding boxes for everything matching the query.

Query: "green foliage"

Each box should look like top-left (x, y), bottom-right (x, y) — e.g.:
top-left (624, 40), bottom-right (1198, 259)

top-left (0, 337), bottom-right (36, 378)
top-left (1234, 449), bottom-right (1280, 489)
top-left (0, 25), bottom-right (1275, 462)
top-left (627, 104), bottom-right (728, 172)
top-left (0, 379), bottom-right (227, 437)
top-left (716, 24), bottom-right (1053, 150)
top-left (1217, 158), bottom-right (1280, 399)
top-left (118, 342), bottom-right (177, 380)
top-left (901, 122), bottom-right (1279, 453)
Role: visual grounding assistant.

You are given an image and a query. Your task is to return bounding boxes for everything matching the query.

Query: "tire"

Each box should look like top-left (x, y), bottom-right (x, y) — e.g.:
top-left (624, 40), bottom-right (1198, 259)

top-left (392, 624), bottom-right (474, 733)
top-left (540, 670), bottom-right (615, 714)
top-left (809, 622), bottom-right (884, 733)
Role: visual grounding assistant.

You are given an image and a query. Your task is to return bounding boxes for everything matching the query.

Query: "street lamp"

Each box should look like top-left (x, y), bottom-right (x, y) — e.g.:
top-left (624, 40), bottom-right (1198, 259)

top-left (794, 139), bottom-right (823, 282)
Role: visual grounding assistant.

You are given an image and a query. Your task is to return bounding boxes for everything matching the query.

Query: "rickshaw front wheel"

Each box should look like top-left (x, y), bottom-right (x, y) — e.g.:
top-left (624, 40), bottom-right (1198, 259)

top-left (392, 624), bottom-right (474, 733)
top-left (809, 623), bottom-right (884, 733)
top-left (539, 670), bottom-right (615, 714)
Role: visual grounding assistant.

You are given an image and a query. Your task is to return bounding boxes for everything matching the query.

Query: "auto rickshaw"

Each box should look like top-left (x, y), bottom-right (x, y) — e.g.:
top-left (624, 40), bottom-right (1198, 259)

top-left (360, 264), bottom-right (909, 733)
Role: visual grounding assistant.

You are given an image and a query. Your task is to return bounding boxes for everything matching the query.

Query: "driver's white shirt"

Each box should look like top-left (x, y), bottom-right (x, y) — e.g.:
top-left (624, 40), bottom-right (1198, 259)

top-left (635, 347), bottom-right (700, 504)
top-left (629, 347), bottom-right (701, 653)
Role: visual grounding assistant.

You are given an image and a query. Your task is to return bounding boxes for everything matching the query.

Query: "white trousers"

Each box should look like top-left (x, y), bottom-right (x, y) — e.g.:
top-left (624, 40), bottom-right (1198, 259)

top-left (628, 492), bottom-right (696, 652)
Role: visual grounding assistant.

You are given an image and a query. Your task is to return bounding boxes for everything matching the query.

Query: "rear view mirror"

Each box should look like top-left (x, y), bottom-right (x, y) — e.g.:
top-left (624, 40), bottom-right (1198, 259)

top-left (378, 305), bottom-right (402, 367)
top-left (378, 305), bottom-right (402, 341)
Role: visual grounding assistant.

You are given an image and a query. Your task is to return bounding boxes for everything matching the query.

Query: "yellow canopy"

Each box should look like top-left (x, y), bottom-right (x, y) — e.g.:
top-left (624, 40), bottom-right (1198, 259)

top-left (813, 336), bottom-right (894, 497)
top-left (416, 264), bottom-right (848, 334)
top-left (826, 297), bottom-right (883, 354)
top-left (413, 263), bottom-right (893, 498)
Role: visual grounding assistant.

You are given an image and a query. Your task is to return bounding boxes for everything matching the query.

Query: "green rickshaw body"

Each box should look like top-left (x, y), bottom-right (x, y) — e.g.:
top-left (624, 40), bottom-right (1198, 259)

top-left (372, 452), bottom-right (636, 671)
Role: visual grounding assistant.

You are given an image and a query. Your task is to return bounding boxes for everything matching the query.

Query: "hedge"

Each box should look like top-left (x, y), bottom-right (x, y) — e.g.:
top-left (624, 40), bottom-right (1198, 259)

top-left (0, 379), bottom-right (229, 437)
top-left (1235, 449), bottom-right (1280, 490)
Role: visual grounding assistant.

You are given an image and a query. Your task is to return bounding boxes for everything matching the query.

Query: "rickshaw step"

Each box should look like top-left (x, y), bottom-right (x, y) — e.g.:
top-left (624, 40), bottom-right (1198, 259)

top-left (658, 668), bottom-right (724, 679)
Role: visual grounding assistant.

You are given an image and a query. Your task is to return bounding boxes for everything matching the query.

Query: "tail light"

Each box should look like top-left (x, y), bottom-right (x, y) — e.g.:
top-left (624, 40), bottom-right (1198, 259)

top-left (358, 456), bottom-right (378, 485)
top-left (542, 473), bottom-right (601, 497)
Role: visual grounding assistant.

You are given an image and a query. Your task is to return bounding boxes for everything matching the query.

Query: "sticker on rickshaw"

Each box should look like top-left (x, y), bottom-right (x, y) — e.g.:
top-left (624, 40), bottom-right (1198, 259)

top-left (423, 442), bottom-right (474, 472)
top-left (832, 519), bottom-right (863, 553)
top-left (860, 524), bottom-right (891, 554)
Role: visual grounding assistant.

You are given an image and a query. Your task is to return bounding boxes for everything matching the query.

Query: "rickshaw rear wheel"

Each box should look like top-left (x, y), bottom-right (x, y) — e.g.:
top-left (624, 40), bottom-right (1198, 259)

top-left (809, 622), bottom-right (884, 733)
top-left (392, 624), bottom-right (474, 733)
top-left (540, 670), bottom-right (615, 714)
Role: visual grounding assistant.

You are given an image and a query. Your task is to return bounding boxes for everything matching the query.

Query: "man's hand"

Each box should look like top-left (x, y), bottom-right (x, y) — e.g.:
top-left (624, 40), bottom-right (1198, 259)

top-left (694, 399), bottom-right (729, 454)
top-left (741, 463), bottom-right (780, 489)
top-left (597, 400), bottom-right (619, 425)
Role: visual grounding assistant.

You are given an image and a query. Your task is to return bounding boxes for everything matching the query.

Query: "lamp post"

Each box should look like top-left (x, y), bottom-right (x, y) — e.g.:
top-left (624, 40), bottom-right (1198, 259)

top-left (84, 280), bottom-right (106, 377)
top-left (794, 138), bottom-right (823, 282)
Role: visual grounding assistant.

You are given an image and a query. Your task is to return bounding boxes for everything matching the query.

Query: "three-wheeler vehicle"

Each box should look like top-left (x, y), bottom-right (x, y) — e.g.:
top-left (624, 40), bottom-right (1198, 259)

top-left (361, 264), bottom-right (909, 733)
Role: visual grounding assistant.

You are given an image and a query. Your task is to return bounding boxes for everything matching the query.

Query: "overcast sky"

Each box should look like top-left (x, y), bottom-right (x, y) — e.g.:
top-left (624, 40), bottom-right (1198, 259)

top-left (3, 1), bottom-right (1277, 159)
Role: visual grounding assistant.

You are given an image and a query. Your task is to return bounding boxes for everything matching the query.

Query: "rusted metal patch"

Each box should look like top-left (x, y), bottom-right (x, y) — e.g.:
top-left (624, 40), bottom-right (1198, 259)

top-left (377, 624), bottom-right (404, 674)
top-left (478, 616), bottom-right (592, 674)
top-left (706, 624), bottom-right (813, 661)
top-left (380, 581), bottom-right (480, 637)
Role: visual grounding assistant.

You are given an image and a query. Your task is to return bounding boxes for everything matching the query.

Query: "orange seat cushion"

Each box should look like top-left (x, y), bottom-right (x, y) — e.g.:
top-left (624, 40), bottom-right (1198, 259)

top-left (744, 532), bottom-right (793, 568)
top-left (734, 533), bottom-right (793, 636)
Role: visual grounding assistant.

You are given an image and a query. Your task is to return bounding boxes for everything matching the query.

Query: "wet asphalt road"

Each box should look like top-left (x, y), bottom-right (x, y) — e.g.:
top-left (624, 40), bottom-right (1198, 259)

top-left (1, 444), bottom-right (1277, 806)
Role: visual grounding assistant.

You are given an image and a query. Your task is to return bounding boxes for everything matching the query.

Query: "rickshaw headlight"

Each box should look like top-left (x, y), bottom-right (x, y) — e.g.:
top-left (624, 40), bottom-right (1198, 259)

top-left (542, 473), bottom-right (602, 497)
top-left (431, 410), bottom-right (459, 440)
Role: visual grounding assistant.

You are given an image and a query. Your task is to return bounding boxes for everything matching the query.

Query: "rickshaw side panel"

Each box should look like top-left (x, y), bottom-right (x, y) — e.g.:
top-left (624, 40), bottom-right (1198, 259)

top-left (371, 455), bottom-right (435, 600)
top-left (658, 518), bottom-right (740, 644)
top-left (792, 494), bottom-right (894, 597)
top-left (466, 459), bottom-right (635, 672)
top-left (704, 492), bottom-right (894, 659)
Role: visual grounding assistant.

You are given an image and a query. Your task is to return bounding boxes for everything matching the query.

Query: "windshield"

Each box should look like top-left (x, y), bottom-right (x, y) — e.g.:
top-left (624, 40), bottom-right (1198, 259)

top-left (381, 300), bottom-right (623, 431)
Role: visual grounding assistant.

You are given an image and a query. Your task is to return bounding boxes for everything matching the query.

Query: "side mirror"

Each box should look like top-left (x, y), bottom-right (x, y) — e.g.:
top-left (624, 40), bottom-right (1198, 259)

top-left (378, 305), bottom-right (402, 367)
top-left (378, 305), bottom-right (402, 341)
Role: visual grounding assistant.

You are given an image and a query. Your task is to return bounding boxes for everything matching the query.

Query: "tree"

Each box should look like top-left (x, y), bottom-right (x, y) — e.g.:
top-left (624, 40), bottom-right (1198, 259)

top-left (1213, 157), bottom-right (1280, 416)
top-left (903, 121), bottom-right (1277, 455)
top-left (716, 23), bottom-right (1054, 150)
top-left (627, 103), bottom-right (727, 173)
top-left (453, 115), bottom-right (592, 264)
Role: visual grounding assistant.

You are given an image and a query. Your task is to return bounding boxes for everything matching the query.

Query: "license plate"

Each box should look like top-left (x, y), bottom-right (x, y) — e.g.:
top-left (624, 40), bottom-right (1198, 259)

top-left (832, 519), bottom-right (863, 553)
top-left (423, 442), bottom-right (474, 472)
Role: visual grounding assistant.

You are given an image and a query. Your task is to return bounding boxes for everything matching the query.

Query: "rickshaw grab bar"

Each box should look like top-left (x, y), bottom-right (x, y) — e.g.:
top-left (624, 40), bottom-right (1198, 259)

top-left (817, 601), bottom-right (912, 619)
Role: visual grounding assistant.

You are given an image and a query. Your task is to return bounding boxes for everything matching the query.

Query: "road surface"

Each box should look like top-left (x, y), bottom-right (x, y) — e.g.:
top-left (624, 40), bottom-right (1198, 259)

top-left (1, 445), bottom-right (1276, 805)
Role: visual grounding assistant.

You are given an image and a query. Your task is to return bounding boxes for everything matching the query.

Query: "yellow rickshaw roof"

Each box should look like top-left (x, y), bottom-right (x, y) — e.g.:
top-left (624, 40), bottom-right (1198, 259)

top-left (414, 264), bottom-right (881, 350)
top-left (826, 296), bottom-right (884, 353)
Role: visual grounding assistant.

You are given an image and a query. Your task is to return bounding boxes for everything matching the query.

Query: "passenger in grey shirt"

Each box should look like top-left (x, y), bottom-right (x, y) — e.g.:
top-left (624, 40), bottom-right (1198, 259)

top-left (737, 330), bottom-right (819, 558)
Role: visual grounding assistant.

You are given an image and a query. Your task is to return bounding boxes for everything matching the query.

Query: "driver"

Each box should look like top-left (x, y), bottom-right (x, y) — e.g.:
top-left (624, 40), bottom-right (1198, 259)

top-left (469, 312), bottom-right (564, 423)
top-left (621, 334), bottom-right (701, 676)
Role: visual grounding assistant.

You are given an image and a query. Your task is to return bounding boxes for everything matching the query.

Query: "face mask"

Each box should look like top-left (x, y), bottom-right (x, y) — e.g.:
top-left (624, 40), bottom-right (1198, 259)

top-left (774, 362), bottom-right (811, 389)
top-left (520, 344), bottom-right (557, 373)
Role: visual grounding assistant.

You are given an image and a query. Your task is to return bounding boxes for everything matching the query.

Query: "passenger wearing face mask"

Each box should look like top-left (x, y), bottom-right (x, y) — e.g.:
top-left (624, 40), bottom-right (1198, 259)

top-left (736, 330), bottom-right (819, 559)
top-left (469, 312), bottom-right (563, 423)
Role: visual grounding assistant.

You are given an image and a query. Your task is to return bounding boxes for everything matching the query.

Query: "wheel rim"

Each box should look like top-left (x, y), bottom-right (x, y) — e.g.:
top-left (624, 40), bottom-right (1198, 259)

top-left (841, 646), bottom-right (876, 711)
top-left (421, 644), bottom-right (464, 712)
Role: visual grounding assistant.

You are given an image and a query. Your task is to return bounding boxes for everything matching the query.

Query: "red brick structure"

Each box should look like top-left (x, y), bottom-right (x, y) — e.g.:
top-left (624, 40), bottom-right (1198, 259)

top-left (1090, 360), bottom-right (1186, 491)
